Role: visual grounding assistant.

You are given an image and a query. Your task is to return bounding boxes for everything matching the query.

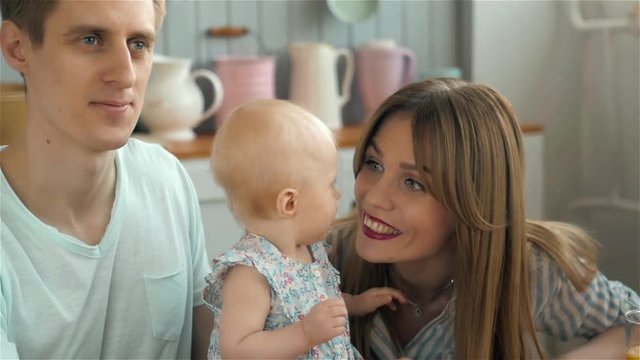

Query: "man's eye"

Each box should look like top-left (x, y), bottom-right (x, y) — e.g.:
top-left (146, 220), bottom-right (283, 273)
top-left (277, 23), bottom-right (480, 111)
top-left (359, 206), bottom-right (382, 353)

top-left (81, 35), bottom-right (99, 46)
top-left (130, 40), bottom-right (148, 51)
top-left (405, 178), bottom-right (426, 192)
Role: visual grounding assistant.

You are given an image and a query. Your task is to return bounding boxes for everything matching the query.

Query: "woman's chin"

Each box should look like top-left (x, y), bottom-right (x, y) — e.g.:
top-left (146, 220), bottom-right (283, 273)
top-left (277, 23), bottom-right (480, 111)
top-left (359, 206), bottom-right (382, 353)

top-left (355, 234), bottom-right (396, 263)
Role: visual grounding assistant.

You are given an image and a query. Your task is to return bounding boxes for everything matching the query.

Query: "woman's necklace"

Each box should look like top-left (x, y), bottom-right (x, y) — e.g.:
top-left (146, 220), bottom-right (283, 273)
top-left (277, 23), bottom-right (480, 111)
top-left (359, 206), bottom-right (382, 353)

top-left (405, 279), bottom-right (455, 317)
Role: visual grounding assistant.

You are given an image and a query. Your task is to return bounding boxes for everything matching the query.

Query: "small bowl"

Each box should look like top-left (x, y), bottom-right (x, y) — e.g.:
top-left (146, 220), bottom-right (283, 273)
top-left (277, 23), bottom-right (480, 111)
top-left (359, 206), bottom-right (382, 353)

top-left (327, 0), bottom-right (377, 23)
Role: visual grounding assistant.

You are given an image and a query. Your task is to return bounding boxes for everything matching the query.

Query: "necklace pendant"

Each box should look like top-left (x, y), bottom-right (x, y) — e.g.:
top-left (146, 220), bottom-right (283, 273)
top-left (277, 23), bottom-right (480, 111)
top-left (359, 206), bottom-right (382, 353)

top-left (414, 307), bottom-right (423, 317)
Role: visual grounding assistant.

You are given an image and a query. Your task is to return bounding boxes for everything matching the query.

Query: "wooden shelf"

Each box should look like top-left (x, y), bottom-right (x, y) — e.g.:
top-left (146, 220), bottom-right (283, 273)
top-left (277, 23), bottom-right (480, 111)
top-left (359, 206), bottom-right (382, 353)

top-left (161, 122), bottom-right (543, 160)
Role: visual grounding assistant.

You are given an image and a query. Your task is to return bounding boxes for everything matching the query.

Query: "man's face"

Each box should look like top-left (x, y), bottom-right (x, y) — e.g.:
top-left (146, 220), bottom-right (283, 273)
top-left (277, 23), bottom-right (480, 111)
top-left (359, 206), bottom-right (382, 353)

top-left (22, 0), bottom-right (157, 151)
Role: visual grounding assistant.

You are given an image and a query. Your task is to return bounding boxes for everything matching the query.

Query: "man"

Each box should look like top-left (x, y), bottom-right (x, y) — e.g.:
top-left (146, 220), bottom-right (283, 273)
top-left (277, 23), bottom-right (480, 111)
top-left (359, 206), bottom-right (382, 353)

top-left (0, 0), bottom-right (213, 358)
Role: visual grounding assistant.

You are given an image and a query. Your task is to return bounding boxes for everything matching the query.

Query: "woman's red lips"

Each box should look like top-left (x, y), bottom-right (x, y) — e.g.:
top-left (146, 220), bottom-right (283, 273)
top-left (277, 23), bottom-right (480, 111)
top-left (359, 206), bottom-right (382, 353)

top-left (362, 212), bottom-right (401, 240)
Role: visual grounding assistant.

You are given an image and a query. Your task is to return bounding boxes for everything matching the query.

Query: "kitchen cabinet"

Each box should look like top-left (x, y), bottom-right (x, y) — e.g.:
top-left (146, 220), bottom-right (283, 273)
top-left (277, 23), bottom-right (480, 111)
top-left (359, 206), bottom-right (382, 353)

top-left (176, 124), bottom-right (544, 258)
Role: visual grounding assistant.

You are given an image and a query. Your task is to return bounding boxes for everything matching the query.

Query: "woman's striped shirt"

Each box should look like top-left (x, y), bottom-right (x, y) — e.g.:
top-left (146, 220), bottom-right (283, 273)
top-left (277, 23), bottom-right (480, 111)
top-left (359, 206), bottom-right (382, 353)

top-left (368, 248), bottom-right (640, 359)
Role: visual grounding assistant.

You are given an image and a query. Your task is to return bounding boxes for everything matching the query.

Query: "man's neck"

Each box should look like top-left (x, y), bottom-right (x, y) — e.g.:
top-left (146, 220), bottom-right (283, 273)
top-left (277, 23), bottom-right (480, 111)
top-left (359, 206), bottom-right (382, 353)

top-left (1, 138), bottom-right (117, 245)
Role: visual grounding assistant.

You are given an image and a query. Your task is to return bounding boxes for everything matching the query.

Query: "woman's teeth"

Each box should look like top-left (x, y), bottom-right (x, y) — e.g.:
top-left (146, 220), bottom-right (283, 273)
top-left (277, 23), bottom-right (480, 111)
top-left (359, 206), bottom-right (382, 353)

top-left (364, 214), bottom-right (400, 235)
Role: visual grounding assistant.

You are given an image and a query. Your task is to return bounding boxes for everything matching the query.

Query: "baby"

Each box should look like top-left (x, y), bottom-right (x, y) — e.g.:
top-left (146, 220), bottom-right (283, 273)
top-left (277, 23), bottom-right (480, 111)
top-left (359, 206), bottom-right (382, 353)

top-left (203, 99), bottom-right (405, 359)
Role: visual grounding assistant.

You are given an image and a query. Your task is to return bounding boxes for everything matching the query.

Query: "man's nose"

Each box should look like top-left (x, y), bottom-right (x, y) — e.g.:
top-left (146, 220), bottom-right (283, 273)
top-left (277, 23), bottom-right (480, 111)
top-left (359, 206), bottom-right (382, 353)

top-left (102, 43), bottom-right (136, 88)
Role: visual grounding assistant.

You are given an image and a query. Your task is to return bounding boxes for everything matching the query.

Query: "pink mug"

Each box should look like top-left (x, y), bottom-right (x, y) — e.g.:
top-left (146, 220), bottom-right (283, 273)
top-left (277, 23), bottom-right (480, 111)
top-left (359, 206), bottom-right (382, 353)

top-left (356, 46), bottom-right (416, 121)
top-left (213, 56), bottom-right (275, 129)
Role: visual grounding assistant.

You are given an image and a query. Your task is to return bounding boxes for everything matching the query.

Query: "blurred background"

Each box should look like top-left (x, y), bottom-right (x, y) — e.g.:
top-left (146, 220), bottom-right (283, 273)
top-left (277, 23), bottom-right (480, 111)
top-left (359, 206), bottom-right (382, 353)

top-left (1, 1), bottom-right (638, 292)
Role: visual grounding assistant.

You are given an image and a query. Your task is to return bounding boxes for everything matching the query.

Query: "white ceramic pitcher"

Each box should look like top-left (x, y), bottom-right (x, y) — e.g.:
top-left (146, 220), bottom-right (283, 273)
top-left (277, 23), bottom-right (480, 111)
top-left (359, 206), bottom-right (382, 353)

top-left (141, 55), bottom-right (224, 141)
top-left (288, 42), bottom-right (354, 129)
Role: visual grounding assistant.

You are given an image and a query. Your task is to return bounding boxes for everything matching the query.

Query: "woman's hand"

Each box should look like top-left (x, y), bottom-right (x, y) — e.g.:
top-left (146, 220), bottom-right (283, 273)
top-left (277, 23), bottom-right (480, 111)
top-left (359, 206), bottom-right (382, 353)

top-left (343, 287), bottom-right (408, 317)
top-left (556, 326), bottom-right (625, 359)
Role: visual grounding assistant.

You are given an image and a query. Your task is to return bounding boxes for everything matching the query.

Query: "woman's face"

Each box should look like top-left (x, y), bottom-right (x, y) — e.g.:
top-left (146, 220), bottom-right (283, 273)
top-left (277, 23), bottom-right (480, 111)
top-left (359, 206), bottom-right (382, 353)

top-left (354, 113), bottom-right (455, 264)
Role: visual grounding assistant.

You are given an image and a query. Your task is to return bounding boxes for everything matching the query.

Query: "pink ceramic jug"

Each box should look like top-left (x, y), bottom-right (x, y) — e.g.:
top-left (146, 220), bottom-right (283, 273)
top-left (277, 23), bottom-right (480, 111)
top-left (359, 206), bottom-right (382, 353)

top-left (356, 40), bottom-right (416, 121)
top-left (213, 56), bottom-right (275, 129)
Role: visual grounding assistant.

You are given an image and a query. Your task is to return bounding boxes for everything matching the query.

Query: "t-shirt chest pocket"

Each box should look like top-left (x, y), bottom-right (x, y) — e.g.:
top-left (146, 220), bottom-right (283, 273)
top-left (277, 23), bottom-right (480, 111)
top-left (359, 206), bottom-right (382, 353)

top-left (143, 264), bottom-right (188, 341)
top-left (141, 232), bottom-right (189, 341)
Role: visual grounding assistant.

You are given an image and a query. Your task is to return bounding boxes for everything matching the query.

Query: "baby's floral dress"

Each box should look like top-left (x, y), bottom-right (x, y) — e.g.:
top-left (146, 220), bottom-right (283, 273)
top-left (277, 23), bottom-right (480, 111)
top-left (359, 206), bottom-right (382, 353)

top-left (203, 232), bottom-right (361, 360)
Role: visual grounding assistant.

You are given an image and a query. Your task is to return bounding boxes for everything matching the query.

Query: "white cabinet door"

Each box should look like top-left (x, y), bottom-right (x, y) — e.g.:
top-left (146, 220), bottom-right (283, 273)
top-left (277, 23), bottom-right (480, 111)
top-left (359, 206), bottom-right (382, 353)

top-left (336, 148), bottom-right (356, 217)
top-left (181, 159), bottom-right (242, 258)
top-left (523, 133), bottom-right (544, 220)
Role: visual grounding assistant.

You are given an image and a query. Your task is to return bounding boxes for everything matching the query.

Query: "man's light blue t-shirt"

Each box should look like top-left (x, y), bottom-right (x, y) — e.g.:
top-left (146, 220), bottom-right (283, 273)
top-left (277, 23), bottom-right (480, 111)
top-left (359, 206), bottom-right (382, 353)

top-left (0, 139), bottom-right (210, 359)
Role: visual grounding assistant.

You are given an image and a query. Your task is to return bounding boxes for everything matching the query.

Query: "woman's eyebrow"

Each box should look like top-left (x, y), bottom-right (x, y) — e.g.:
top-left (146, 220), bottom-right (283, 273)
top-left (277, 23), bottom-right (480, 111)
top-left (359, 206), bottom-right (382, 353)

top-left (368, 140), bottom-right (382, 156)
top-left (400, 162), bottom-right (432, 174)
top-left (369, 140), bottom-right (431, 173)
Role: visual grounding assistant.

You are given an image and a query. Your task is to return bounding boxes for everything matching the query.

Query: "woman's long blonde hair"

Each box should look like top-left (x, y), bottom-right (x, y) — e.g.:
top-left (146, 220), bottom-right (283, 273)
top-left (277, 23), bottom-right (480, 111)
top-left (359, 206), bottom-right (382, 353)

top-left (333, 79), bottom-right (598, 359)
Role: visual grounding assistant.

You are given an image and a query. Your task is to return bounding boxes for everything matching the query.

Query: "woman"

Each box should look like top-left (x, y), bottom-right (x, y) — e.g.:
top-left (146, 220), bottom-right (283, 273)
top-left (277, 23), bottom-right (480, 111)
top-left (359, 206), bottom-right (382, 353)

top-left (330, 78), bottom-right (639, 359)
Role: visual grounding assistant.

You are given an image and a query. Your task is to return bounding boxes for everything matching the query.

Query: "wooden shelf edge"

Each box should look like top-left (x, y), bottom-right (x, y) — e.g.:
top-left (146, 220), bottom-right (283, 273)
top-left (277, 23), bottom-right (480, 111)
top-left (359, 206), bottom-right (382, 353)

top-left (164, 122), bottom-right (544, 160)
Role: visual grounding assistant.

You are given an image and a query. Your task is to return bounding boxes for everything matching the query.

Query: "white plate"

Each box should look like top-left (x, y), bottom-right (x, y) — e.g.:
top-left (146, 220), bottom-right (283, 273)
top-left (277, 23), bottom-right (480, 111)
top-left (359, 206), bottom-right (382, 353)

top-left (327, 0), bottom-right (377, 23)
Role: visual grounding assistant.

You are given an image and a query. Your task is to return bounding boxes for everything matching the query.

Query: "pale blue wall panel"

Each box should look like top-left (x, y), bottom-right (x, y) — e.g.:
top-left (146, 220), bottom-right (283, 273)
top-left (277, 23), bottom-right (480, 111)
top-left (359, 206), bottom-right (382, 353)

top-left (430, 0), bottom-right (457, 68)
top-left (376, 0), bottom-right (404, 45)
top-left (259, 1), bottom-right (289, 53)
top-left (350, 12), bottom-right (377, 47)
top-left (228, 1), bottom-right (259, 56)
top-left (320, 5), bottom-right (350, 48)
top-left (288, 1), bottom-right (322, 42)
top-left (259, 1), bottom-right (291, 99)
top-left (0, 0), bottom-right (454, 118)
top-left (164, 0), bottom-right (200, 59)
top-left (156, 19), bottom-right (169, 55)
top-left (404, 0), bottom-right (430, 72)
top-left (196, 0), bottom-right (228, 67)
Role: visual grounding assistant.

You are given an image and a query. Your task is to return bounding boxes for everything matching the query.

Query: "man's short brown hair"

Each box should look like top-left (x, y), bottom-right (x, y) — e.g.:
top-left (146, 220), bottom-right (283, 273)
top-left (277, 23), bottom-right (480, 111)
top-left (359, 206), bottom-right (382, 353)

top-left (0, 0), bottom-right (166, 47)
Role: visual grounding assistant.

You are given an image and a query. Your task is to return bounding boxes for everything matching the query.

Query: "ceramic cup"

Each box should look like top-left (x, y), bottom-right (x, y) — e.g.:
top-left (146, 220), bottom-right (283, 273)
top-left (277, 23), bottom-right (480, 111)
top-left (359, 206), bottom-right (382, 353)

top-left (626, 310), bottom-right (640, 360)
top-left (213, 55), bottom-right (275, 130)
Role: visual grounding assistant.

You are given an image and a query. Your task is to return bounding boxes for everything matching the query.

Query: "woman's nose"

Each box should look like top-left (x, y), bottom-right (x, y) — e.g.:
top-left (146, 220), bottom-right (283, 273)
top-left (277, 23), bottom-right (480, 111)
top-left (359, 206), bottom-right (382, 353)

top-left (360, 176), bottom-right (394, 211)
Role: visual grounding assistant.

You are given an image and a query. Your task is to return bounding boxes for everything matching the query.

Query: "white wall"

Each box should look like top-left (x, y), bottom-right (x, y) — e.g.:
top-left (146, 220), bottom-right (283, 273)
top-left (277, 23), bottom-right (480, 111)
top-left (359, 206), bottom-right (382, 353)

top-left (469, 0), bottom-right (639, 291)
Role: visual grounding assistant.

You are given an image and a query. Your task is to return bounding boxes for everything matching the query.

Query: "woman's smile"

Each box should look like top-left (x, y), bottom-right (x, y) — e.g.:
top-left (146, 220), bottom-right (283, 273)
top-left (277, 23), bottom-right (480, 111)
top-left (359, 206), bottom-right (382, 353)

top-left (362, 212), bottom-right (402, 240)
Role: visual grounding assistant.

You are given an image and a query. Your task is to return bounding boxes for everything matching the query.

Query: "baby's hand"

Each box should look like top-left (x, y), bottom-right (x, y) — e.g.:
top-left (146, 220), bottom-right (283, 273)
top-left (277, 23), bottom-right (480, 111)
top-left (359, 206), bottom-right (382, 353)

top-left (300, 298), bottom-right (348, 346)
top-left (347, 287), bottom-right (408, 316)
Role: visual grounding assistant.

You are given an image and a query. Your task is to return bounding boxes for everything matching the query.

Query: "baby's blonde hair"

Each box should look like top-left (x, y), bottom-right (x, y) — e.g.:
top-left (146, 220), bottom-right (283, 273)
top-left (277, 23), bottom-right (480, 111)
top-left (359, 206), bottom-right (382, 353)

top-left (212, 99), bottom-right (335, 220)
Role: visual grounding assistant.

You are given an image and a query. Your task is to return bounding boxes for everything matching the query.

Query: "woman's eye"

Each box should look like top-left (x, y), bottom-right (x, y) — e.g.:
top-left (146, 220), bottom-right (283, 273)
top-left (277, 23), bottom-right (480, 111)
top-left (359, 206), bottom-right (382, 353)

top-left (81, 35), bottom-right (99, 46)
top-left (363, 159), bottom-right (383, 172)
top-left (405, 178), bottom-right (426, 192)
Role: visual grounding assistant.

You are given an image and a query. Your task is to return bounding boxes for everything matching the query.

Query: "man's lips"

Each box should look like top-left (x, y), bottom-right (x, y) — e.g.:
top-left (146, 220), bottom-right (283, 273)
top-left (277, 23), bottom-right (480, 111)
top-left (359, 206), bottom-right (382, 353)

top-left (91, 100), bottom-right (132, 107)
top-left (90, 100), bottom-right (133, 113)
top-left (361, 212), bottom-right (402, 240)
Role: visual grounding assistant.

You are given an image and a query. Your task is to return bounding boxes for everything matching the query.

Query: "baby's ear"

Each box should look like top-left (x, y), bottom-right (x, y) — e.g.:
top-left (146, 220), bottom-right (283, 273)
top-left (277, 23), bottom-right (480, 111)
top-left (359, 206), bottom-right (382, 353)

top-left (276, 188), bottom-right (298, 218)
